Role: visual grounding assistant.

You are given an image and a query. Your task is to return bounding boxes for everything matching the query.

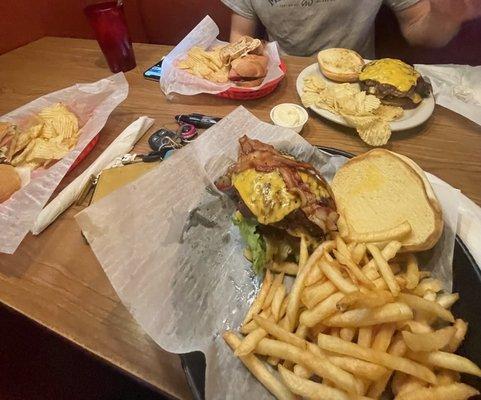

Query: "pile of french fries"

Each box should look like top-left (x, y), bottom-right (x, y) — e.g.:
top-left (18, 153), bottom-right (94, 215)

top-left (224, 235), bottom-right (481, 400)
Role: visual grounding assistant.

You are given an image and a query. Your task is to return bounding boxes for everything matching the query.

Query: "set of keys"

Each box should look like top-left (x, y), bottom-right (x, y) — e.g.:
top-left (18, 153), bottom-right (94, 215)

top-left (122, 113), bottom-right (220, 165)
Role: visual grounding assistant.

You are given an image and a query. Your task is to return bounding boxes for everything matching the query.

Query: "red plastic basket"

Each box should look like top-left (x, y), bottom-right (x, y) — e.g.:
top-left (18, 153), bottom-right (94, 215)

top-left (67, 134), bottom-right (100, 173)
top-left (216, 60), bottom-right (287, 100)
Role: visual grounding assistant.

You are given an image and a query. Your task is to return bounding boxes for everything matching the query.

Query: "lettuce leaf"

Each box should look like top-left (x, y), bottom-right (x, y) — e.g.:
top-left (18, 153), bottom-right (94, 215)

top-left (233, 212), bottom-right (266, 274)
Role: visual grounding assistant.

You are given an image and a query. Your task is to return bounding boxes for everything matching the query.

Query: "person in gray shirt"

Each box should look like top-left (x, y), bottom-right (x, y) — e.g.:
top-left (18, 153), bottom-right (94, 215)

top-left (221, 0), bottom-right (481, 57)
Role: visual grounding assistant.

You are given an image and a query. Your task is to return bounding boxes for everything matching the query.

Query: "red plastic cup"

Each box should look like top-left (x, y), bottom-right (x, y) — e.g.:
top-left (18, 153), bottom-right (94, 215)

top-left (84, 1), bottom-right (136, 73)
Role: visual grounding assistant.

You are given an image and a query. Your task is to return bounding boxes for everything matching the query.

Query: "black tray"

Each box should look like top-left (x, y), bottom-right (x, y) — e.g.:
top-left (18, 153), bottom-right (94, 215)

top-left (180, 147), bottom-right (481, 399)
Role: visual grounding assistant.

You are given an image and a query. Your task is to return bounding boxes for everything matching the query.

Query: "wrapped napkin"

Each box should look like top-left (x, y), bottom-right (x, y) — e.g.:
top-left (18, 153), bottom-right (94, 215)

top-left (415, 64), bottom-right (481, 126)
top-left (76, 106), bottom-right (462, 400)
top-left (0, 73), bottom-right (128, 254)
top-left (32, 116), bottom-right (154, 235)
top-left (160, 15), bottom-right (284, 96)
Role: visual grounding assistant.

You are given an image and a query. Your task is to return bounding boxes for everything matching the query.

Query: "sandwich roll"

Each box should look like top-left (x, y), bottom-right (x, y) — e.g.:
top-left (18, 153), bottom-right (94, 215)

top-left (331, 149), bottom-right (443, 252)
top-left (317, 48), bottom-right (364, 83)
top-left (0, 164), bottom-right (21, 203)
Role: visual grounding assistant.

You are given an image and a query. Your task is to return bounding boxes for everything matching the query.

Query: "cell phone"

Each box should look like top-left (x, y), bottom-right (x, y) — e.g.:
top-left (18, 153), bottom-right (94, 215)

top-left (143, 57), bottom-right (164, 81)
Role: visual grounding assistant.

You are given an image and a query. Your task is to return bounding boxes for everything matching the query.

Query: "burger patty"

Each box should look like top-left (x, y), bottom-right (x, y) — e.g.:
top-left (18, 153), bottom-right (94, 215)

top-left (359, 76), bottom-right (431, 109)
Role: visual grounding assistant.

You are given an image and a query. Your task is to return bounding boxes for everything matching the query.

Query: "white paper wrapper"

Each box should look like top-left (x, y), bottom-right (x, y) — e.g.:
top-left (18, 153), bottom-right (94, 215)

top-left (0, 73), bottom-right (128, 254)
top-left (31, 116), bottom-right (154, 235)
top-left (415, 64), bottom-right (481, 126)
top-left (160, 15), bottom-right (284, 96)
top-left (76, 107), bottom-right (460, 400)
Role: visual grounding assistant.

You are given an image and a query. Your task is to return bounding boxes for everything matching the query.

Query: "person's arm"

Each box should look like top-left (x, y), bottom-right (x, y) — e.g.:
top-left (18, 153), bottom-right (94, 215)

top-left (230, 12), bottom-right (258, 42)
top-left (395, 0), bottom-right (481, 47)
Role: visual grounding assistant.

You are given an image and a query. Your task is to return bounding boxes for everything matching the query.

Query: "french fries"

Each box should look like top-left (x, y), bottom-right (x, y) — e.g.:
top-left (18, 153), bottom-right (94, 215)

top-left (223, 237), bottom-right (479, 400)
top-left (223, 331), bottom-right (296, 400)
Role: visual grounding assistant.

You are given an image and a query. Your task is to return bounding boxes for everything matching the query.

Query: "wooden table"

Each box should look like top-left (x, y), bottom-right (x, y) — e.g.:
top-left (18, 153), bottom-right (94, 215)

top-left (0, 37), bottom-right (480, 399)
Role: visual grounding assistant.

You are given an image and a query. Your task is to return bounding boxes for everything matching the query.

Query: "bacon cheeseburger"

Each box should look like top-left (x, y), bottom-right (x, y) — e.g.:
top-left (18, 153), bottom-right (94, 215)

top-left (359, 58), bottom-right (431, 109)
top-left (216, 136), bottom-right (338, 272)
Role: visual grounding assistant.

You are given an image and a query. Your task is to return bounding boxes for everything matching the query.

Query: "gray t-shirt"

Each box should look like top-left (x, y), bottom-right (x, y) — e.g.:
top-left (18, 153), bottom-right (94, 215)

top-left (221, 0), bottom-right (419, 57)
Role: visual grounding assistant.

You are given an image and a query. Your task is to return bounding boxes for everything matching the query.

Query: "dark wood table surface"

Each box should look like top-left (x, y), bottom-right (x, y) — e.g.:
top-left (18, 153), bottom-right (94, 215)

top-left (0, 37), bottom-right (480, 399)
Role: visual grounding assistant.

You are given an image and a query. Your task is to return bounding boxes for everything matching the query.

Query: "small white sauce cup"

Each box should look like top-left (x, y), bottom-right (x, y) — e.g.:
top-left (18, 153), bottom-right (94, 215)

top-left (270, 103), bottom-right (309, 134)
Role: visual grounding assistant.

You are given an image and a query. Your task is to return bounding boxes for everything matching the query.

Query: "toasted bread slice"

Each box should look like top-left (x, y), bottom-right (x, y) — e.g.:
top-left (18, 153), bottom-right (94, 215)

top-left (331, 149), bottom-right (443, 252)
top-left (317, 48), bottom-right (364, 83)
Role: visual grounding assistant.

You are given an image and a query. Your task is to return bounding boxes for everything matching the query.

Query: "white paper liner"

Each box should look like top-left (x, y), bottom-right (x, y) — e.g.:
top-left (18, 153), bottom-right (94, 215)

top-left (76, 106), bottom-right (460, 400)
top-left (160, 15), bottom-right (284, 96)
top-left (0, 73), bottom-right (128, 254)
top-left (31, 116), bottom-right (154, 235)
top-left (415, 64), bottom-right (481, 126)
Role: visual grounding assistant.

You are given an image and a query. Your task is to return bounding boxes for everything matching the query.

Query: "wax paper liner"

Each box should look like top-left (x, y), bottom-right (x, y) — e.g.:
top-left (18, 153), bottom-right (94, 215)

top-left (415, 64), bottom-right (481, 126)
top-left (76, 106), bottom-right (459, 400)
top-left (160, 15), bottom-right (284, 96)
top-left (0, 73), bottom-right (128, 254)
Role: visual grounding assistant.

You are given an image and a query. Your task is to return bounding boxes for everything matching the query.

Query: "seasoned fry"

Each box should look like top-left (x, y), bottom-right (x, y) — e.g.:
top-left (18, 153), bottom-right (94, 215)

top-left (394, 383), bottom-right (479, 400)
top-left (324, 302), bottom-right (413, 327)
top-left (301, 280), bottom-right (337, 309)
top-left (436, 369), bottom-right (460, 385)
top-left (339, 327), bottom-right (355, 342)
top-left (223, 331), bottom-right (296, 400)
top-left (367, 243), bottom-right (401, 296)
top-left (347, 221), bottom-right (411, 243)
top-left (402, 326), bottom-right (455, 352)
top-left (372, 323), bottom-right (396, 351)
top-left (299, 234), bottom-right (309, 269)
top-left (408, 350), bottom-right (481, 377)
top-left (437, 293), bottom-right (459, 309)
top-left (357, 327), bottom-right (373, 348)
top-left (337, 289), bottom-right (395, 311)
top-left (263, 273), bottom-right (285, 311)
top-left (269, 261), bottom-right (299, 276)
top-left (412, 278), bottom-right (443, 297)
top-left (362, 241), bottom-right (402, 276)
top-left (278, 365), bottom-right (353, 400)
top-left (235, 327), bottom-right (267, 356)
top-left (253, 315), bottom-right (307, 349)
top-left (305, 264), bottom-right (324, 286)
top-left (241, 309), bottom-right (271, 334)
top-left (351, 243), bottom-right (367, 265)
top-left (398, 293), bottom-right (454, 322)
top-left (317, 333), bottom-right (436, 384)
top-left (367, 334), bottom-right (408, 398)
top-left (319, 260), bottom-right (358, 294)
top-left (333, 249), bottom-right (374, 288)
top-left (445, 319), bottom-right (468, 352)
top-left (286, 243), bottom-right (326, 332)
top-left (404, 253), bottom-right (420, 290)
top-left (271, 284), bottom-right (287, 321)
top-left (293, 364), bottom-right (311, 379)
top-left (397, 320), bottom-right (433, 334)
top-left (395, 375), bottom-right (428, 396)
top-left (255, 338), bottom-right (360, 394)
top-left (300, 292), bottom-right (345, 327)
top-left (328, 355), bottom-right (387, 380)
top-left (242, 270), bottom-right (273, 326)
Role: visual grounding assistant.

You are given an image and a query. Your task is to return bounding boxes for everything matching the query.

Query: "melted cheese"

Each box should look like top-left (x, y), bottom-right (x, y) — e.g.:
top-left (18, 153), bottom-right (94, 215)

top-left (232, 169), bottom-right (328, 225)
top-left (232, 169), bottom-right (300, 224)
top-left (359, 58), bottom-right (419, 92)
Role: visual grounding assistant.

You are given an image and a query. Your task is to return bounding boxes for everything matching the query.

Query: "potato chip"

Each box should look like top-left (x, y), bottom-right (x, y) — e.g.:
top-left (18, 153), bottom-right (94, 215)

top-left (302, 74), bottom-right (402, 146)
top-left (177, 46), bottom-right (229, 83)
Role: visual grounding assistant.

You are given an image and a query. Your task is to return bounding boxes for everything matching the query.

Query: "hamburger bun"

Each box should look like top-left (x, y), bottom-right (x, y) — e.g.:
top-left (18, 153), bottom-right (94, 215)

top-left (229, 54), bottom-right (268, 87)
top-left (0, 164), bottom-right (21, 203)
top-left (331, 149), bottom-right (443, 252)
top-left (317, 48), bottom-right (364, 83)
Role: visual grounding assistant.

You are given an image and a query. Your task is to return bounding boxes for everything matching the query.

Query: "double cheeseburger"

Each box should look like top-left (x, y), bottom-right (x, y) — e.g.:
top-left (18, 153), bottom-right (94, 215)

top-left (359, 58), bottom-right (431, 109)
top-left (216, 136), bottom-right (338, 272)
top-left (220, 36), bottom-right (269, 87)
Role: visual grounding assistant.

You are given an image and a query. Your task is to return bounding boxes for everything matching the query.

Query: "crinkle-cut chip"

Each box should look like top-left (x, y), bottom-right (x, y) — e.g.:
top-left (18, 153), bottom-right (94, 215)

top-left (15, 123), bottom-right (43, 154)
top-left (303, 75), bottom-right (326, 91)
top-left (11, 140), bottom-right (36, 166)
top-left (301, 92), bottom-right (320, 107)
top-left (374, 104), bottom-right (404, 121)
top-left (358, 92), bottom-right (381, 114)
top-left (26, 139), bottom-right (70, 162)
top-left (346, 116), bottom-right (392, 146)
top-left (38, 103), bottom-right (79, 141)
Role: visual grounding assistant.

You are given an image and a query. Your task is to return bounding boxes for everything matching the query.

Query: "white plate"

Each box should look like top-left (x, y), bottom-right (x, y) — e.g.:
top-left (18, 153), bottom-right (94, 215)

top-left (296, 63), bottom-right (435, 131)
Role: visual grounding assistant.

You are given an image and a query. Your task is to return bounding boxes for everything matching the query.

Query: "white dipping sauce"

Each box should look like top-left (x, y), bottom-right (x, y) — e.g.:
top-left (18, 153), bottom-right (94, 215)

top-left (271, 104), bottom-right (303, 127)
